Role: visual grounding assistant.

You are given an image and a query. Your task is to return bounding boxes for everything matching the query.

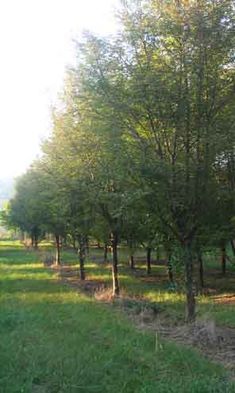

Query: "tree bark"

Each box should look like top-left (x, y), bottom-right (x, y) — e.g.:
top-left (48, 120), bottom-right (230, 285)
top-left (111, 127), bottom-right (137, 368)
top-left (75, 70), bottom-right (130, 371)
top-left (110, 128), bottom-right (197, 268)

top-left (111, 231), bottom-right (120, 296)
top-left (165, 244), bottom-right (173, 283)
top-left (78, 235), bottom-right (86, 281)
top-left (31, 235), bottom-right (34, 248)
top-left (34, 235), bottom-right (38, 250)
top-left (104, 242), bottom-right (108, 263)
top-left (156, 245), bottom-right (160, 262)
top-left (221, 242), bottom-right (226, 275)
top-left (129, 255), bottom-right (135, 269)
top-left (55, 235), bottom-right (61, 266)
top-left (197, 248), bottom-right (204, 290)
top-left (167, 253), bottom-right (174, 284)
top-left (182, 241), bottom-right (196, 323)
top-left (146, 247), bottom-right (152, 275)
top-left (85, 236), bottom-right (89, 256)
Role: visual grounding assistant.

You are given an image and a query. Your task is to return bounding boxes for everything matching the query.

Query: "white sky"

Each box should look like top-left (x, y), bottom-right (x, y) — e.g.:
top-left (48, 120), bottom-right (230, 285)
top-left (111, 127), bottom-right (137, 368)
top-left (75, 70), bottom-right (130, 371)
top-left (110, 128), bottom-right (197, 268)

top-left (0, 0), bottom-right (119, 179)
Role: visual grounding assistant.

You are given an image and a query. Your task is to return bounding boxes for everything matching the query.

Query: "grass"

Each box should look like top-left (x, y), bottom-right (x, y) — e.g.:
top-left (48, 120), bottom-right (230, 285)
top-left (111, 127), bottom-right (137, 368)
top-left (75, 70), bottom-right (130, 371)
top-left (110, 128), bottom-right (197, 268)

top-left (1, 241), bottom-right (235, 392)
top-left (59, 245), bottom-right (235, 327)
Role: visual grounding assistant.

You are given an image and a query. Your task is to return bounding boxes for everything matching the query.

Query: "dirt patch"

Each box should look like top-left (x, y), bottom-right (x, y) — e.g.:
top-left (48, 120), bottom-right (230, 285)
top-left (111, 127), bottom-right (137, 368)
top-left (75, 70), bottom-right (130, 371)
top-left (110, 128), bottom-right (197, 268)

top-left (127, 310), bottom-right (235, 372)
top-left (166, 321), bottom-right (235, 371)
top-left (95, 289), bottom-right (235, 372)
top-left (213, 294), bottom-right (235, 305)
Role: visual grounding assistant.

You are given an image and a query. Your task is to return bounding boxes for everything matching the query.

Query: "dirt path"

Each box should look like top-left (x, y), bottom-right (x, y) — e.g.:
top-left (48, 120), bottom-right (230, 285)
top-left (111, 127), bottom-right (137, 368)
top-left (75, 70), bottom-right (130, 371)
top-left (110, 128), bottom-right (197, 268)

top-left (130, 312), bottom-right (235, 372)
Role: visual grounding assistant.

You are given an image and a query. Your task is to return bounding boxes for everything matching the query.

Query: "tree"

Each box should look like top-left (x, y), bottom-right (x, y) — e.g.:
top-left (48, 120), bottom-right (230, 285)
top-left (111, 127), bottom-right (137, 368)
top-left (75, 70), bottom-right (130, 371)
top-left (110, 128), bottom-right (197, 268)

top-left (74, 0), bottom-right (235, 320)
top-left (5, 169), bottom-right (44, 248)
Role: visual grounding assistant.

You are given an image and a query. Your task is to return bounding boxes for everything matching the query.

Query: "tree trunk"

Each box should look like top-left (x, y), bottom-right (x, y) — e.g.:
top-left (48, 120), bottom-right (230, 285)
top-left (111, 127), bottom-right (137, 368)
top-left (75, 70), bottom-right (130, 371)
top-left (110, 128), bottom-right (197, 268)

top-left (156, 245), bottom-right (160, 262)
top-left (85, 236), bottom-right (89, 256)
top-left (146, 247), bottom-right (152, 275)
top-left (33, 231), bottom-right (39, 250)
top-left (167, 253), bottom-right (174, 284)
top-left (111, 231), bottom-right (120, 296)
top-left (78, 235), bottom-right (86, 281)
top-left (103, 242), bottom-right (109, 263)
top-left (55, 235), bottom-right (61, 266)
top-left (197, 248), bottom-right (204, 290)
top-left (221, 242), bottom-right (226, 275)
top-left (129, 255), bottom-right (135, 269)
top-left (34, 235), bottom-right (38, 250)
top-left (182, 241), bottom-right (196, 323)
top-left (165, 244), bottom-right (173, 283)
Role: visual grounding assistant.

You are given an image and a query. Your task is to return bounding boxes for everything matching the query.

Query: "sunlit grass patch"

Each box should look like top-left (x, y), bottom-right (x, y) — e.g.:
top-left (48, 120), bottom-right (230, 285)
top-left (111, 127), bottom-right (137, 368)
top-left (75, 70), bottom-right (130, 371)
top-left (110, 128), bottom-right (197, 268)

top-left (145, 290), bottom-right (185, 304)
top-left (1, 242), bottom-right (235, 392)
top-left (0, 240), bottom-right (23, 248)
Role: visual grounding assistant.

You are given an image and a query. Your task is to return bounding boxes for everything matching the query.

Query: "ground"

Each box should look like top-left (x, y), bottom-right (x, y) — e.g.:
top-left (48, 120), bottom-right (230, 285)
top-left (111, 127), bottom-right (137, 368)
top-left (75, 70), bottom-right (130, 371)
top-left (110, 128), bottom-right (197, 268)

top-left (1, 241), bottom-right (235, 392)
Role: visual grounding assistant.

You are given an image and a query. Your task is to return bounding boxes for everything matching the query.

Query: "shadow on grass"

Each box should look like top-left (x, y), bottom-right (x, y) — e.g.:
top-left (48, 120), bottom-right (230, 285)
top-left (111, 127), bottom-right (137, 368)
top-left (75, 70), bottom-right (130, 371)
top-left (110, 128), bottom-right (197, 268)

top-left (1, 245), bottom-right (235, 392)
top-left (0, 251), bottom-right (39, 265)
top-left (1, 295), bottom-right (232, 393)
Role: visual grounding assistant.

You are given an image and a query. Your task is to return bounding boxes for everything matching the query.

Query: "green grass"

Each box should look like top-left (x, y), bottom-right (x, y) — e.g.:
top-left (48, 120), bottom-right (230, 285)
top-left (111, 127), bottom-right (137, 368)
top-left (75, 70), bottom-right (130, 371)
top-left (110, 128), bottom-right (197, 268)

top-left (60, 245), bottom-right (235, 327)
top-left (1, 241), bottom-right (235, 392)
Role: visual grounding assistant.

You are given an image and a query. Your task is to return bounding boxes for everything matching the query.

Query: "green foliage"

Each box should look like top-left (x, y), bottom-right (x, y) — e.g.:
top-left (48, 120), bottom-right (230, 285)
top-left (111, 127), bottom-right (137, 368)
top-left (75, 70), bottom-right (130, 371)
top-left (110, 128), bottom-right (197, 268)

top-left (7, 0), bottom-right (235, 317)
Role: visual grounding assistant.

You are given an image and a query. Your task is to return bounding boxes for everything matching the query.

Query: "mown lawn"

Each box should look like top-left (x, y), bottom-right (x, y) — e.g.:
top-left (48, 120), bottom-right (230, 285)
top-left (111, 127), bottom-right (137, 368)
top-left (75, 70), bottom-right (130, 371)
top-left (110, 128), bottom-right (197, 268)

top-left (0, 241), bottom-right (235, 393)
top-left (60, 245), bottom-right (235, 327)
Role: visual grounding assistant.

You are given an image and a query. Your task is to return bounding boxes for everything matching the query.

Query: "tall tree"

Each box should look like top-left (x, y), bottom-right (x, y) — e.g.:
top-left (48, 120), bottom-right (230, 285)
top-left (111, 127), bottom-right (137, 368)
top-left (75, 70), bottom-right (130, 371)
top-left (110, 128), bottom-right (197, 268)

top-left (74, 0), bottom-right (235, 320)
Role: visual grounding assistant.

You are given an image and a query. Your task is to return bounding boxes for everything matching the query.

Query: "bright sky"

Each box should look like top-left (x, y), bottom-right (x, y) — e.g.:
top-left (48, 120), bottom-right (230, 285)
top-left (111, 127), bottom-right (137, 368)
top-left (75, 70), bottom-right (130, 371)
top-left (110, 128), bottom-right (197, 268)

top-left (0, 0), bottom-right (119, 179)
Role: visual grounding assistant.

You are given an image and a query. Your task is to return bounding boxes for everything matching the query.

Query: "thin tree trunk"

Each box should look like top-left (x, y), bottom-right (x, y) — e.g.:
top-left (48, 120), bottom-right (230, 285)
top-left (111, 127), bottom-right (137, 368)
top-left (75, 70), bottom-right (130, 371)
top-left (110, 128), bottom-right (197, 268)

top-left (111, 231), bottom-right (120, 296)
top-left (34, 235), bottom-right (38, 250)
top-left (167, 253), bottom-right (174, 284)
top-left (104, 242), bottom-right (108, 262)
top-left (129, 255), bottom-right (135, 269)
top-left (221, 242), bottom-right (226, 275)
top-left (197, 248), bottom-right (204, 290)
top-left (55, 235), bottom-right (61, 266)
top-left (78, 235), bottom-right (86, 281)
top-left (165, 243), bottom-right (173, 283)
top-left (156, 245), bottom-right (160, 262)
top-left (85, 236), bottom-right (89, 256)
top-left (128, 239), bottom-right (135, 269)
top-left (183, 241), bottom-right (196, 323)
top-left (146, 247), bottom-right (152, 275)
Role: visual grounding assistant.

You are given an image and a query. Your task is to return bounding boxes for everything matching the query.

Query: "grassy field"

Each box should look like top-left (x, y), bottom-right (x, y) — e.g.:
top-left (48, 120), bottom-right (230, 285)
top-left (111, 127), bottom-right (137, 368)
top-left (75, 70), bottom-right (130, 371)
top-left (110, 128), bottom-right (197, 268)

top-left (59, 245), bottom-right (235, 327)
top-left (1, 241), bottom-right (235, 393)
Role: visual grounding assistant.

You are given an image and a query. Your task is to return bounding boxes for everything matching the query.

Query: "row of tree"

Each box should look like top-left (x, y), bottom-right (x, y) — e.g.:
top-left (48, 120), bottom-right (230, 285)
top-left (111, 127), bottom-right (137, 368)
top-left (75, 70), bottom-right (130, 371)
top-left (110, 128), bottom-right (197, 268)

top-left (2, 0), bottom-right (235, 322)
